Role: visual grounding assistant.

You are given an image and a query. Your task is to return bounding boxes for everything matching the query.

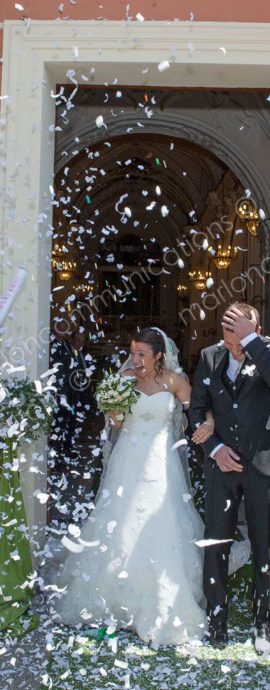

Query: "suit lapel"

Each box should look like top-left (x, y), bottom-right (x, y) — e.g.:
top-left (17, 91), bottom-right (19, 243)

top-left (213, 344), bottom-right (229, 376)
top-left (212, 345), bottom-right (232, 401)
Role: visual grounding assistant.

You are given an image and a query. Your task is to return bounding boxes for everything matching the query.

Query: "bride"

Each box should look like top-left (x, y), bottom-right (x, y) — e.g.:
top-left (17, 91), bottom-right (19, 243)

top-left (53, 327), bottom-right (217, 645)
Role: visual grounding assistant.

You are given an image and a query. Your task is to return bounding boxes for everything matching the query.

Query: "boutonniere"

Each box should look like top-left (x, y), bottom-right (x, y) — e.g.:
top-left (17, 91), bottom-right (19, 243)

top-left (241, 364), bottom-right (256, 377)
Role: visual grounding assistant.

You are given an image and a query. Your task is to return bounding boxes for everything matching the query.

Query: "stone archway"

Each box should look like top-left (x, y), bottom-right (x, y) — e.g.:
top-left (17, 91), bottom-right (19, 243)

top-left (55, 90), bottom-right (270, 210)
top-left (53, 88), bottom-right (270, 336)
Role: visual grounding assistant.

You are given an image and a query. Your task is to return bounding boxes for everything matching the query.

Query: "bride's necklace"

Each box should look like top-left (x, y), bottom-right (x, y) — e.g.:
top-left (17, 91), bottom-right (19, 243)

top-left (137, 372), bottom-right (163, 395)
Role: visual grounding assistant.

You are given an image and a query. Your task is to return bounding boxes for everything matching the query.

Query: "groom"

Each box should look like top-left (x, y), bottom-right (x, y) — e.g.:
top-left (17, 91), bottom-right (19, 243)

top-left (190, 302), bottom-right (270, 651)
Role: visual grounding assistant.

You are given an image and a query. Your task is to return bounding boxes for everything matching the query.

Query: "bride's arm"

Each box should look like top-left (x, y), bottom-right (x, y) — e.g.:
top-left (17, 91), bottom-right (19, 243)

top-left (108, 369), bottom-right (136, 430)
top-left (172, 373), bottom-right (214, 443)
top-left (172, 372), bottom-right (191, 408)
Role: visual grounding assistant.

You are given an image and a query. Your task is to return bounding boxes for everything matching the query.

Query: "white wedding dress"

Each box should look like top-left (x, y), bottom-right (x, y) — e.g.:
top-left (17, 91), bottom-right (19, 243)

top-left (55, 390), bottom-right (207, 645)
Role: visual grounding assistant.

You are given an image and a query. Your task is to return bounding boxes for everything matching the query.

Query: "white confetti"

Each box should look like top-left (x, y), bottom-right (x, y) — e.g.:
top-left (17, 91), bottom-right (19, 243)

top-left (34, 379), bottom-right (42, 394)
top-left (196, 538), bottom-right (233, 547)
top-left (34, 491), bottom-right (49, 504)
top-left (107, 520), bottom-right (117, 534)
top-left (221, 664), bottom-right (231, 673)
top-left (96, 115), bottom-right (106, 129)
top-left (173, 617), bottom-right (182, 627)
top-left (68, 524), bottom-right (81, 538)
top-left (102, 489), bottom-right (110, 498)
top-left (206, 277), bottom-right (214, 288)
top-left (61, 536), bottom-right (84, 553)
top-left (183, 493), bottom-right (192, 503)
top-left (114, 659), bottom-right (128, 669)
top-left (171, 439), bottom-right (188, 450)
top-left (146, 201), bottom-right (156, 211)
top-left (161, 205), bottom-right (169, 217)
top-left (158, 60), bottom-right (170, 73)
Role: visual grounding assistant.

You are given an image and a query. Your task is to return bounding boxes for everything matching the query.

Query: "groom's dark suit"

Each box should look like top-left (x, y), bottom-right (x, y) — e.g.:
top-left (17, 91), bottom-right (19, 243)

top-left (190, 335), bottom-right (270, 625)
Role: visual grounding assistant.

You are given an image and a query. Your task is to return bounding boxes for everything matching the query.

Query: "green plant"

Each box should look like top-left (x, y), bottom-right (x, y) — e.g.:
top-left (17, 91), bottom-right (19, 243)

top-left (0, 376), bottom-right (57, 445)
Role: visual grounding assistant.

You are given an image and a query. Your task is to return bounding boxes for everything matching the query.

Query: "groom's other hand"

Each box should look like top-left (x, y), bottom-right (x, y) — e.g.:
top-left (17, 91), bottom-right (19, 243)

top-left (221, 306), bottom-right (258, 339)
top-left (213, 445), bottom-right (243, 472)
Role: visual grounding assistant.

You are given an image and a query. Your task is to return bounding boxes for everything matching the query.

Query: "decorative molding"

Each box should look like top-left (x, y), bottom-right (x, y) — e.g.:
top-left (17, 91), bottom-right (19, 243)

top-left (2, 20), bottom-right (270, 88)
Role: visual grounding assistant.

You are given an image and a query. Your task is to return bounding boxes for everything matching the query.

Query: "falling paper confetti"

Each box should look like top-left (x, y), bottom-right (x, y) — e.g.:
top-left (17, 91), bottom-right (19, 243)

top-left (158, 60), bottom-right (170, 73)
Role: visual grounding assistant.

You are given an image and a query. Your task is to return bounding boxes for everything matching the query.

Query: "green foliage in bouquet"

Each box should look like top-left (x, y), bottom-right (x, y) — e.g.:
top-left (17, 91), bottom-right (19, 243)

top-left (0, 376), bottom-right (57, 446)
top-left (96, 371), bottom-right (140, 415)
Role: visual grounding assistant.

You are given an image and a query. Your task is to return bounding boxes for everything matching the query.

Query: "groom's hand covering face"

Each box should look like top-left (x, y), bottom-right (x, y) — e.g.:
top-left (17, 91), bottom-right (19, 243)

top-left (222, 306), bottom-right (258, 341)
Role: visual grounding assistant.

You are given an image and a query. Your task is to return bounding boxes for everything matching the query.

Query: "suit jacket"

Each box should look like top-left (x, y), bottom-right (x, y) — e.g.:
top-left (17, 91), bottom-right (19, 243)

top-left (189, 335), bottom-right (270, 476)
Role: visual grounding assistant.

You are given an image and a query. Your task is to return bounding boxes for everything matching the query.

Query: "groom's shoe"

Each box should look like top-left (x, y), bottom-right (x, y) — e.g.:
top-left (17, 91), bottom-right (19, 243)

top-left (205, 611), bottom-right (228, 648)
top-left (205, 625), bottom-right (228, 648)
top-left (254, 622), bottom-right (270, 654)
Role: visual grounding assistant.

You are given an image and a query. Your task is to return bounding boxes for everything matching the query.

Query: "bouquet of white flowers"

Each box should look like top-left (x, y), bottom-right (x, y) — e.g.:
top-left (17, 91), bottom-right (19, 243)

top-left (96, 371), bottom-right (139, 420)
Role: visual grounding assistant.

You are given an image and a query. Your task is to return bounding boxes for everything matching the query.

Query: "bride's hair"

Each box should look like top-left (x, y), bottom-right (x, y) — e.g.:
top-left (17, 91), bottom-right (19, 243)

top-left (133, 328), bottom-right (165, 377)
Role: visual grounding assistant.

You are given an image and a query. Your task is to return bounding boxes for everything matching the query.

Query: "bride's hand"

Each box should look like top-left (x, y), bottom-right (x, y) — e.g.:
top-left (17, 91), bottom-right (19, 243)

top-left (108, 410), bottom-right (124, 430)
top-left (192, 421), bottom-right (213, 444)
top-left (192, 411), bottom-right (214, 444)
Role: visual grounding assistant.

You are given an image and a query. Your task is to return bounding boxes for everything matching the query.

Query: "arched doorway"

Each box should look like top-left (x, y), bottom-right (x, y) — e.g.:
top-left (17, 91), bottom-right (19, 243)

top-left (48, 90), bottom-right (265, 519)
top-left (51, 124), bottom-right (262, 377)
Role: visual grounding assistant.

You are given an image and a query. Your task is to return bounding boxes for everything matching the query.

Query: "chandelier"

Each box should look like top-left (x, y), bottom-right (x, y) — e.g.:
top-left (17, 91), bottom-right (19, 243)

top-left (246, 218), bottom-right (260, 236)
top-left (235, 197), bottom-right (260, 236)
top-left (52, 244), bottom-right (77, 281)
top-left (189, 270), bottom-right (212, 291)
top-left (177, 283), bottom-right (188, 293)
top-left (75, 282), bottom-right (94, 299)
top-left (209, 244), bottom-right (238, 270)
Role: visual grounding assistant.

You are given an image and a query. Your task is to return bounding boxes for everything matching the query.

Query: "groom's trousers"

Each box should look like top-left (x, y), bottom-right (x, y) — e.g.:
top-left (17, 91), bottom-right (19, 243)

top-left (204, 456), bottom-right (270, 624)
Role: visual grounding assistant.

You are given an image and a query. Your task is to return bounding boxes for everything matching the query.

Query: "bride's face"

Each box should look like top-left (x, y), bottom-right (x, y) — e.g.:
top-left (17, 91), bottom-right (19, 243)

top-left (130, 340), bottom-right (160, 377)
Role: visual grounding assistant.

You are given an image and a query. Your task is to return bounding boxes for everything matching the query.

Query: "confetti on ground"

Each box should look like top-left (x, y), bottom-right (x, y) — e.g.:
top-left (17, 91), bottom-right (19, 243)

top-left (12, 600), bottom-right (266, 690)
